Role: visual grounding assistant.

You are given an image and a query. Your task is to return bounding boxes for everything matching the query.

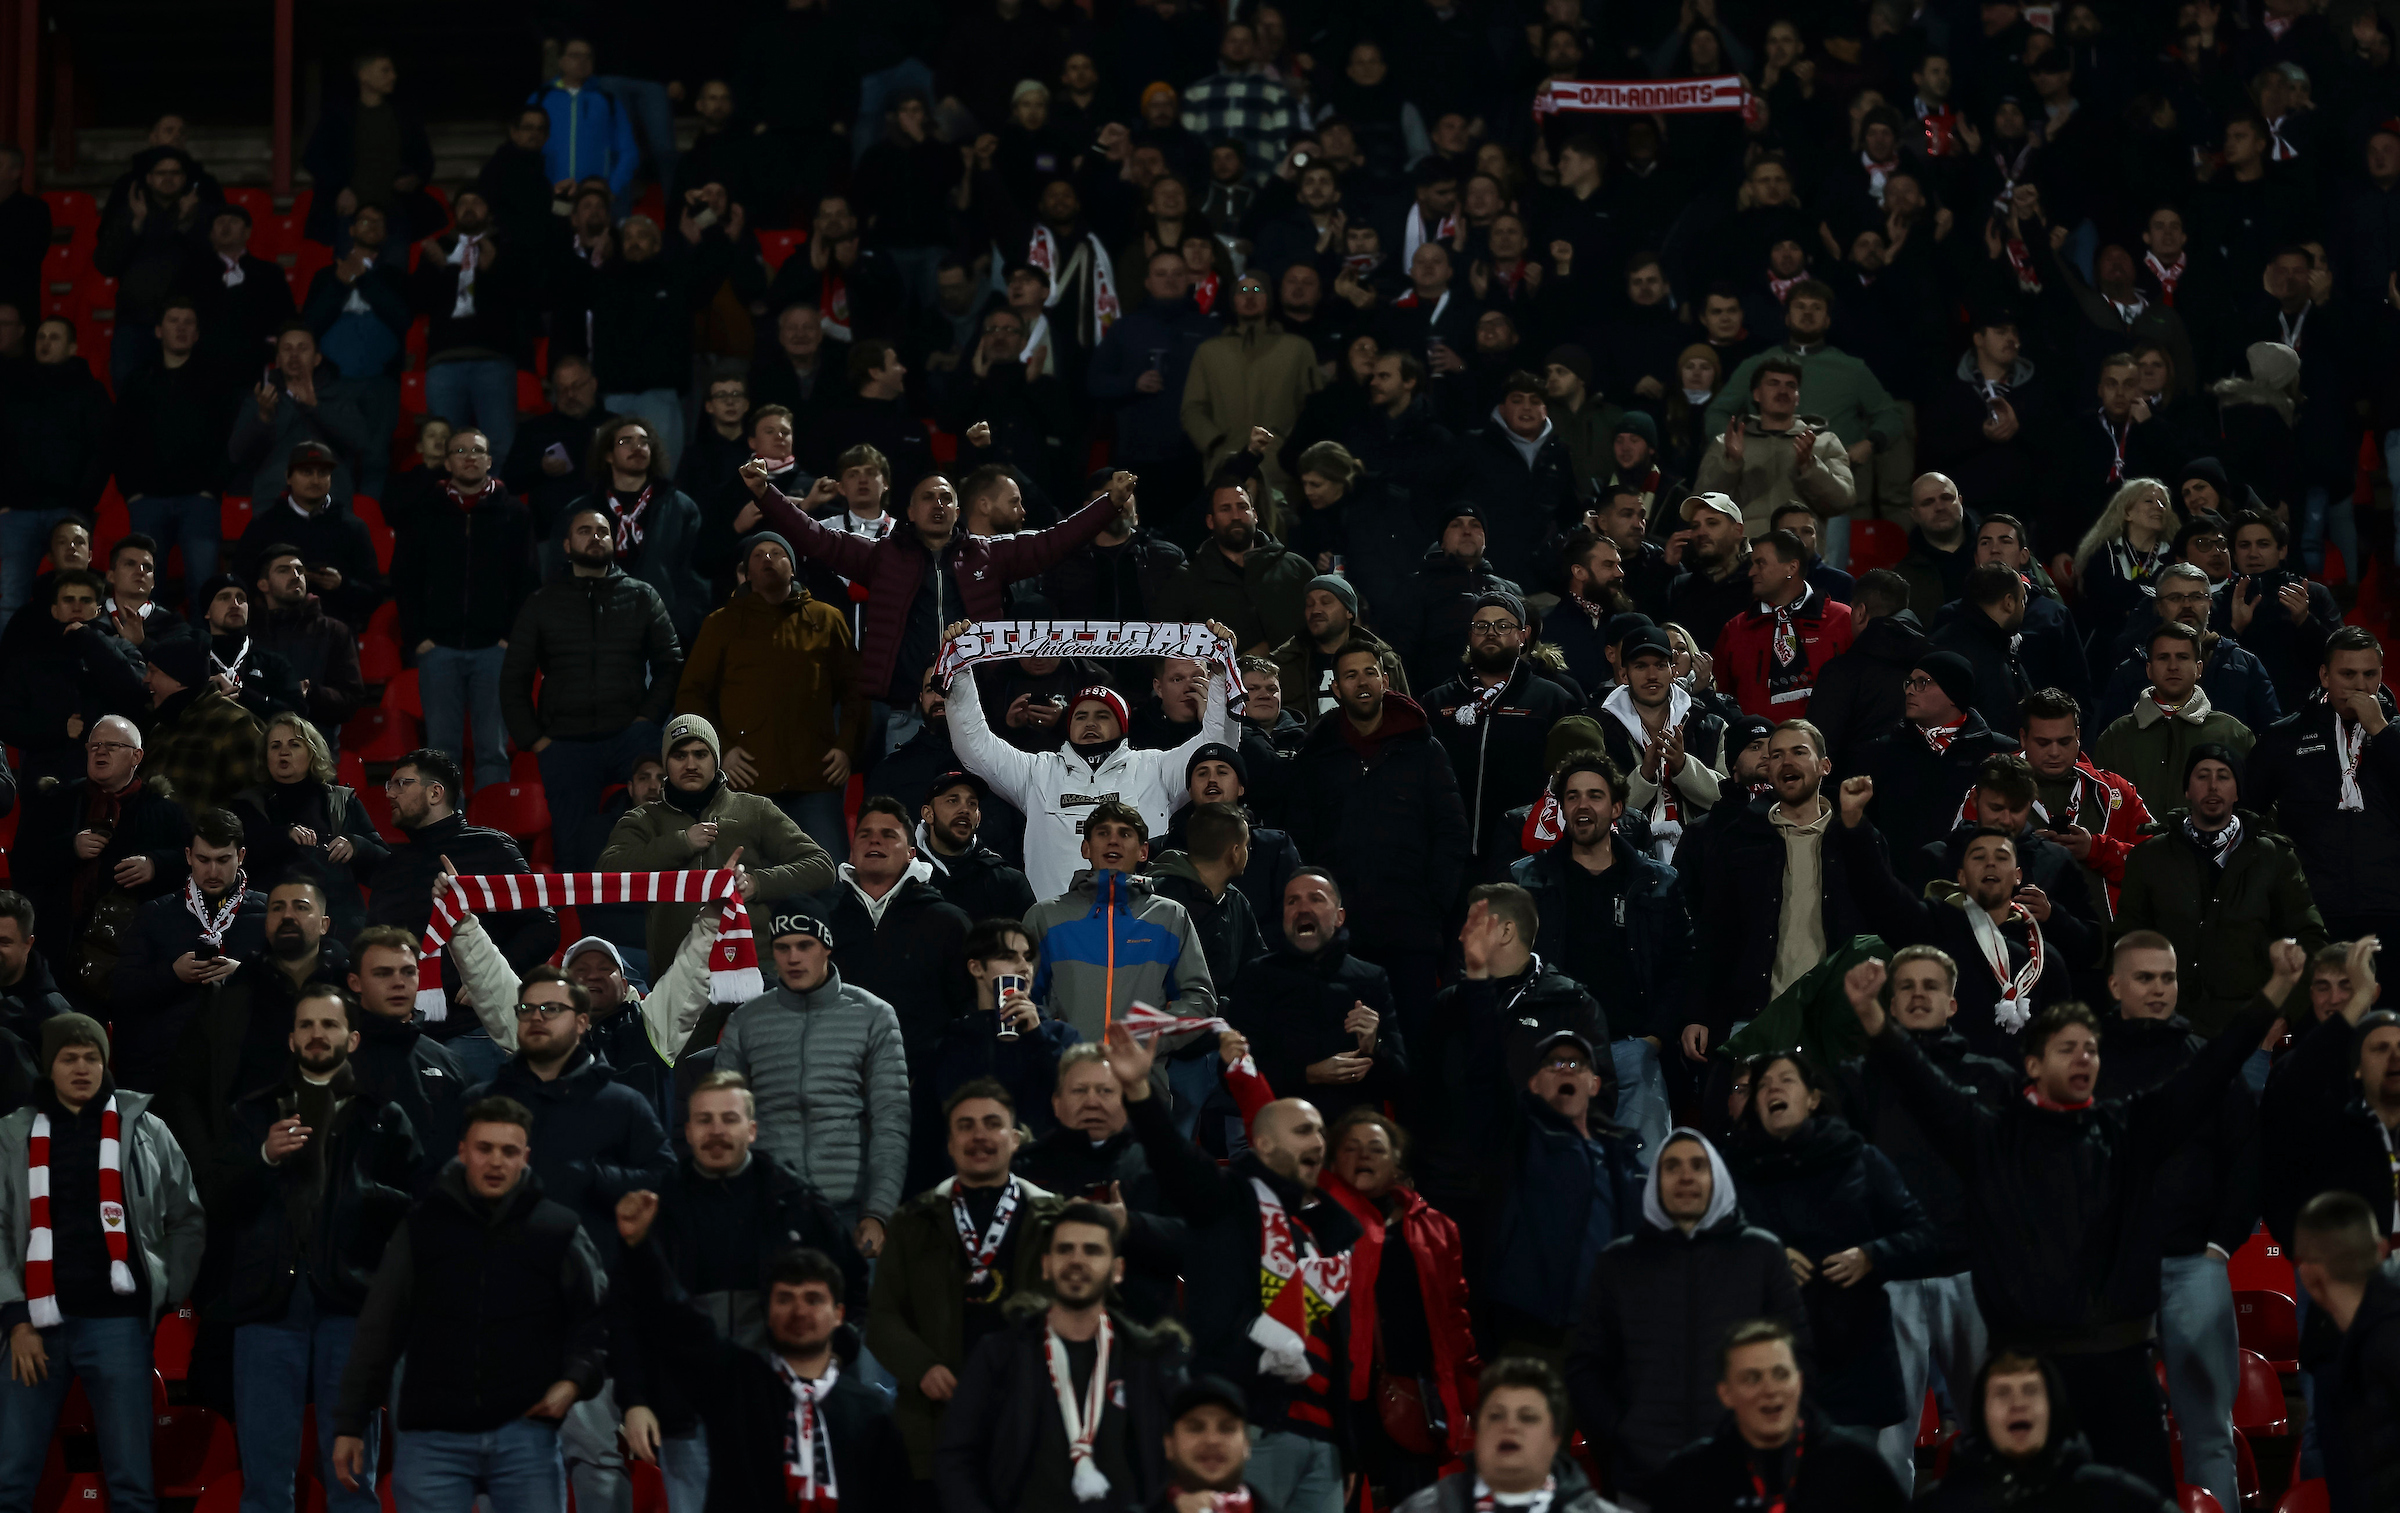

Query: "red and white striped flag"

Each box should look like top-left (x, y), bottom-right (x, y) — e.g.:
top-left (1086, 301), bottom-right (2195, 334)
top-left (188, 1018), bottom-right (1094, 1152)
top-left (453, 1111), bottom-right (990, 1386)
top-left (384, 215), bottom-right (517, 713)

top-left (419, 869), bottom-right (759, 1020)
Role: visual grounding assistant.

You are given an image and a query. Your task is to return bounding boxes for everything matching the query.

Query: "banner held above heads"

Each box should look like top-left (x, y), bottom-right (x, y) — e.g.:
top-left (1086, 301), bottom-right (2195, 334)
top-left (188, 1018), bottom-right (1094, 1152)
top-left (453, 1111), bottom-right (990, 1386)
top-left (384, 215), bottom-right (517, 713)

top-left (936, 620), bottom-right (1245, 709)
top-left (1536, 74), bottom-right (1749, 116)
top-left (418, 869), bottom-right (759, 1020)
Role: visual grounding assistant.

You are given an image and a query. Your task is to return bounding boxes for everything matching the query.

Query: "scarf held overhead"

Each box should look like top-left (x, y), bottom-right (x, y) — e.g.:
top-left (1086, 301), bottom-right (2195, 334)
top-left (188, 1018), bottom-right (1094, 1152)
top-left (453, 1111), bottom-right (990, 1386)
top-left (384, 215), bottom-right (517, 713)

top-left (937, 621), bottom-right (1244, 707)
top-left (1537, 75), bottom-right (1747, 115)
top-left (420, 869), bottom-right (759, 1020)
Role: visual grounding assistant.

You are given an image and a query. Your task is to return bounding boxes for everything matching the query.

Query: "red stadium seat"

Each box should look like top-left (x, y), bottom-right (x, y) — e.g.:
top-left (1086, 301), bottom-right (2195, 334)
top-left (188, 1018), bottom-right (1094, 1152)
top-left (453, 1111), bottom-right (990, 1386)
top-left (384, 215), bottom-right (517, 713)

top-left (2237, 1433), bottom-right (2261, 1508)
top-left (41, 189), bottom-right (98, 243)
top-left (360, 780), bottom-right (406, 842)
top-left (1849, 517), bottom-right (1907, 574)
top-left (1915, 1390), bottom-right (1941, 1447)
top-left (518, 366), bottom-right (552, 416)
top-left (154, 1305), bottom-right (199, 1380)
top-left (77, 271), bottom-right (118, 323)
top-left (345, 704), bottom-right (420, 765)
top-left (471, 781), bottom-right (551, 840)
top-left (43, 241), bottom-right (80, 297)
top-left (2181, 1490), bottom-right (2226, 1513)
top-left (225, 185), bottom-right (273, 223)
top-left (2233, 1349), bottom-right (2289, 1438)
top-left (401, 371), bottom-right (426, 416)
top-left (2229, 1227), bottom-right (2296, 1295)
top-left (359, 623), bottom-right (402, 683)
top-left (512, 748), bottom-right (544, 783)
top-left (2234, 1290), bottom-right (2299, 1375)
top-left (2273, 1480), bottom-right (2329, 1513)
top-left (758, 229), bottom-right (805, 271)
top-left (154, 1396), bottom-right (238, 1498)
top-left (385, 667), bottom-right (423, 719)
top-left (220, 495), bottom-right (254, 540)
top-left (339, 750), bottom-right (372, 793)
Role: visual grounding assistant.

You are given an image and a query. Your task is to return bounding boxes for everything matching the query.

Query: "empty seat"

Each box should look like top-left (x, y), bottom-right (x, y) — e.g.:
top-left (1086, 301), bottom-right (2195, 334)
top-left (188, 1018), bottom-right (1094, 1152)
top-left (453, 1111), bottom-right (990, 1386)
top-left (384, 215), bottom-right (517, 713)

top-left (2234, 1290), bottom-right (2300, 1375)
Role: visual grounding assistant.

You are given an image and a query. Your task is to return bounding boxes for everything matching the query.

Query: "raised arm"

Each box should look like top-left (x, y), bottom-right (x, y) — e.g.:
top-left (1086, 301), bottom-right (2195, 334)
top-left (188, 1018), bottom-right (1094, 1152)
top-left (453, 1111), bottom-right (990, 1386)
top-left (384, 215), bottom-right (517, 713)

top-left (640, 910), bottom-right (727, 1058)
top-left (1830, 781), bottom-right (1937, 943)
top-left (1107, 1024), bottom-right (1245, 1224)
top-left (745, 472), bottom-right (879, 579)
top-left (443, 910), bottom-right (523, 1050)
top-left (939, 632), bottom-right (1049, 814)
top-left (1846, 958), bottom-right (1998, 1175)
top-left (985, 476), bottom-right (1128, 581)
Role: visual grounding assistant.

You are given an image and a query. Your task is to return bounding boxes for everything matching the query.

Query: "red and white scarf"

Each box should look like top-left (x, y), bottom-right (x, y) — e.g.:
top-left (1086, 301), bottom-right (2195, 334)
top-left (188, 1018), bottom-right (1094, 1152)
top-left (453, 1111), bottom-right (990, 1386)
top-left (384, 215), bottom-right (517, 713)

top-left (1766, 268), bottom-right (1802, 304)
top-left (1192, 270), bottom-right (1221, 315)
top-left (1965, 900), bottom-right (2044, 1033)
top-left (1473, 1477), bottom-right (1558, 1513)
top-left (2267, 115), bottom-right (2301, 162)
top-left (2003, 232), bottom-right (2042, 293)
top-left (1028, 224), bottom-right (1121, 338)
top-left (185, 873), bottom-right (247, 951)
top-left (1250, 1177), bottom-right (1349, 1384)
top-left (953, 1179), bottom-right (1020, 1292)
top-left (1922, 716), bottom-right (1967, 753)
top-left (775, 1356), bottom-right (839, 1511)
top-left (1861, 151), bottom-right (1899, 201)
top-left (610, 484), bottom-right (656, 559)
top-left (25, 1096), bottom-right (136, 1327)
top-left (2099, 415), bottom-right (2130, 483)
top-left (447, 232), bottom-right (486, 319)
top-left (2337, 710), bottom-right (2371, 812)
top-left (1120, 999), bottom-right (1230, 1041)
top-left (420, 869), bottom-right (759, 1020)
top-left (447, 476), bottom-right (504, 511)
top-left (2143, 251), bottom-right (2185, 304)
top-left (1046, 1315), bottom-right (1116, 1502)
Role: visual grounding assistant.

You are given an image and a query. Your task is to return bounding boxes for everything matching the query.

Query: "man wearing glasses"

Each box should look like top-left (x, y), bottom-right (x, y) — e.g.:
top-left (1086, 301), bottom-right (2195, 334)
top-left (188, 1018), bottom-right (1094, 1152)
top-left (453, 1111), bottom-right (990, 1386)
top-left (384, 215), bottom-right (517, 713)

top-left (544, 417), bottom-right (709, 645)
top-left (1423, 590), bottom-right (1582, 877)
top-left (2092, 561), bottom-right (2283, 741)
top-left (10, 714), bottom-right (192, 991)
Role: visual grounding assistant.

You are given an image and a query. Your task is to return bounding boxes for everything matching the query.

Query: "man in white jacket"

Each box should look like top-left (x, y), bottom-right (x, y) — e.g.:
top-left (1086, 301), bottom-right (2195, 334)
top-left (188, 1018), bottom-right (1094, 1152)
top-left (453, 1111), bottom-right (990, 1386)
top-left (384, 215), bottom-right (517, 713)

top-left (944, 620), bottom-right (1237, 897)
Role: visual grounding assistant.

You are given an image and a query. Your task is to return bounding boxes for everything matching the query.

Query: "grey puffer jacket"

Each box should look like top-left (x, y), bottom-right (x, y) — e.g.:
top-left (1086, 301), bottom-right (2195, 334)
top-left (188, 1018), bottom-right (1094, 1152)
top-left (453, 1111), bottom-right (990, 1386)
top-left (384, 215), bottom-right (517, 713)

top-left (716, 969), bottom-right (911, 1223)
top-left (499, 566), bottom-right (684, 748)
top-left (0, 1088), bottom-right (206, 1326)
top-left (1394, 1461), bottom-right (1628, 1513)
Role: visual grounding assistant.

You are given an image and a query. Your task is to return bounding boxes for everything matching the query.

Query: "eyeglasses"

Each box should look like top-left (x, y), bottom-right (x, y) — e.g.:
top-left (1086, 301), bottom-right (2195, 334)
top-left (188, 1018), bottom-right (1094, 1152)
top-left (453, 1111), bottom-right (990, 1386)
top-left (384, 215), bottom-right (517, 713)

top-left (384, 775), bottom-right (422, 792)
top-left (1468, 619), bottom-right (1521, 636)
top-left (86, 741), bottom-right (138, 756)
top-left (1542, 1057), bottom-right (1587, 1073)
top-left (612, 435), bottom-right (649, 449)
top-left (514, 1002), bottom-right (578, 1020)
top-left (1901, 675), bottom-right (1936, 691)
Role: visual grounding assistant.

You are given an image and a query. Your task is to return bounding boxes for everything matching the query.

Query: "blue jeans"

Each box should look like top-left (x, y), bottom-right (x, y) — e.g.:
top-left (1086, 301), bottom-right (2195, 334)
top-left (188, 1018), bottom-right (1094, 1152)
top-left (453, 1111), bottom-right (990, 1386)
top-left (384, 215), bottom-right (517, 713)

top-left (851, 59), bottom-right (937, 163)
top-left (0, 1314), bottom-right (158, 1513)
top-left (2300, 481), bottom-right (2360, 583)
top-left (1610, 1037), bottom-right (1670, 1164)
top-left (1877, 1272), bottom-right (1987, 1493)
top-left (126, 493), bottom-right (222, 589)
top-left (604, 389), bottom-right (685, 475)
top-left (593, 77), bottom-right (678, 212)
top-left (234, 1286), bottom-right (378, 1513)
top-left (424, 358), bottom-right (521, 468)
top-left (773, 788), bottom-right (850, 867)
top-left (2159, 1251), bottom-right (2240, 1510)
top-left (1246, 1428), bottom-right (1343, 1513)
top-left (446, 1030), bottom-right (509, 1087)
top-left (418, 644), bottom-right (511, 794)
top-left (539, 722), bottom-right (663, 871)
top-left (0, 506), bottom-right (75, 626)
top-left (887, 245), bottom-right (945, 313)
top-left (658, 1431), bottom-right (709, 1513)
top-left (109, 321), bottom-right (160, 389)
top-left (390, 1417), bottom-right (566, 1512)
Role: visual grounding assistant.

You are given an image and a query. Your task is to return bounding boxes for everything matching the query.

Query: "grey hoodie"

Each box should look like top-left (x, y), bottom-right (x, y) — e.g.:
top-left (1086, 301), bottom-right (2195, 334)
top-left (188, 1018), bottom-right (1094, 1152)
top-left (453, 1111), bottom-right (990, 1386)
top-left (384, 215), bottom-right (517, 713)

top-left (717, 967), bottom-right (912, 1222)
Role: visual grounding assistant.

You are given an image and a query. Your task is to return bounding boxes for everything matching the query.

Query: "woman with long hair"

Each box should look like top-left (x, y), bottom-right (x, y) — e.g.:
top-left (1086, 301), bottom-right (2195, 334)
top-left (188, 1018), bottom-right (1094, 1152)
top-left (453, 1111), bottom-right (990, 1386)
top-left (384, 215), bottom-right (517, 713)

top-left (2069, 476), bottom-right (2179, 673)
top-left (1724, 1051), bottom-right (1938, 1437)
top-left (227, 713), bottom-right (388, 940)
top-left (1325, 1108), bottom-right (1484, 1504)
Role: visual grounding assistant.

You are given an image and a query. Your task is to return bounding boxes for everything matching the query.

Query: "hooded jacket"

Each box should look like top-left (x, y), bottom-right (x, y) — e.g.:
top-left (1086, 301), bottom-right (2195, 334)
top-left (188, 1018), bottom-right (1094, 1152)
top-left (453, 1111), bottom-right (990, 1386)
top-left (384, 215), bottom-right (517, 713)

top-left (717, 968), bottom-right (912, 1223)
top-left (1564, 1129), bottom-right (1812, 1480)
top-left (1461, 416), bottom-right (1579, 588)
top-left (1806, 609), bottom-right (1930, 762)
top-left (1023, 868), bottom-right (1217, 1045)
top-left (1143, 852), bottom-right (1264, 1000)
top-left (1152, 531), bottom-right (1317, 655)
top-left (1919, 1354), bottom-right (2177, 1511)
top-left (2113, 809), bottom-right (2327, 1035)
top-left (2247, 694), bottom-right (2400, 917)
top-left (1723, 1115), bottom-right (1941, 1429)
top-left (1859, 1000), bottom-right (2278, 1353)
top-left (2093, 685), bottom-right (2260, 821)
top-left (947, 661), bottom-right (1231, 899)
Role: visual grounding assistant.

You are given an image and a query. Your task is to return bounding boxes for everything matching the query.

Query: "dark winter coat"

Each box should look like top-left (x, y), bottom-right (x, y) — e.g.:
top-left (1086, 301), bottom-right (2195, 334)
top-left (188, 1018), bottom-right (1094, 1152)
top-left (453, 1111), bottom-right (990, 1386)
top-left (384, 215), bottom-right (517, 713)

top-left (1838, 1027), bottom-right (2019, 1276)
top-left (231, 495), bottom-right (386, 633)
top-left (215, 1066), bottom-right (420, 1322)
top-left (2091, 1011), bottom-right (2259, 1260)
top-left (500, 566), bottom-right (684, 747)
top-left (252, 596), bottom-right (366, 744)
top-left (474, 1042), bottom-right (675, 1260)
top-left (2247, 697), bottom-right (2400, 919)
top-left (2113, 811), bottom-right (2327, 1036)
top-left (1509, 843), bottom-right (1693, 1041)
top-left (1483, 1091), bottom-right (1645, 1332)
top-left (1846, 710), bottom-right (2020, 853)
top-left (226, 779), bottom-right (386, 940)
top-left (1227, 937), bottom-right (1406, 1125)
top-left (0, 619), bottom-right (152, 785)
top-left (933, 1306), bottom-right (1187, 1513)
top-left (1689, 797), bottom-right (1867, 1034)
top-left (110, 887), bottom-right (268, 1092)
top-left (1424, 661), bottom-right (1588, 867)
top-left (386, 483), bottom-right (540, 653)
top-left (360, 813), bottom-right (558, 1041)
top-left (1284, 696), bottom-right (1470, 963)
top-left (2258, 1011), bottom-right (2400, 1250)
top-left (1641, 1407), bottom-right (1907, 1513)
top-left (1808, 610), bottom-right (1931, 763)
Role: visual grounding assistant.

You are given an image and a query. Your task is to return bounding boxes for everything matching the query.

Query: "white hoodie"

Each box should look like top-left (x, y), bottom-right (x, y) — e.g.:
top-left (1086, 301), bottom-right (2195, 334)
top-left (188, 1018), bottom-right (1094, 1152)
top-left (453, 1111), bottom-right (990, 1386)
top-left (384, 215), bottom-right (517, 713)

top-left (946, 665), bottom-right (1231, 898)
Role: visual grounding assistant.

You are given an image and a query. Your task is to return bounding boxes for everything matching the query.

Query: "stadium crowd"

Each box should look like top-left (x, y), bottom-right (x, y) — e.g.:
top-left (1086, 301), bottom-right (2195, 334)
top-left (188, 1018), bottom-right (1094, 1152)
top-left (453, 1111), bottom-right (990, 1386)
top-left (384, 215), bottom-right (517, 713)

top-left (6, 0), bottom-right (2400, 1509)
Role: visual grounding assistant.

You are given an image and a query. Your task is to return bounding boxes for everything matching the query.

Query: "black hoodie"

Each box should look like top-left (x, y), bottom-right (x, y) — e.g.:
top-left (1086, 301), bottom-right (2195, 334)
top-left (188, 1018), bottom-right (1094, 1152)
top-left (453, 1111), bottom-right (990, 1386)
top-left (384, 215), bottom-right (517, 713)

top-left (1920, 1353), bottom-right (2176, 1511)
top-left (1810, 609), bottom-right (1932, 768)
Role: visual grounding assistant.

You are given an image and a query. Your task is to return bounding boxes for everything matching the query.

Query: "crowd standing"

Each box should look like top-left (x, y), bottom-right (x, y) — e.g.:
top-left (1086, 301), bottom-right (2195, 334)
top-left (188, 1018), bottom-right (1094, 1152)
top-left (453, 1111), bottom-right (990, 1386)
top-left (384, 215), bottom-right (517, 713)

top-left (10, 0), bottom-right (2400, 1509)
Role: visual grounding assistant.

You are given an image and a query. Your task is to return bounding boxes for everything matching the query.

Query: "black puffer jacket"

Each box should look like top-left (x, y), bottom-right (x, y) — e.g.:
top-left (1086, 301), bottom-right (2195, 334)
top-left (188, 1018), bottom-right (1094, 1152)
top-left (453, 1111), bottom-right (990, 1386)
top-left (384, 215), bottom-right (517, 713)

top-left (919, 840), bottom-right (1037, 924)
top-left (1807, 609), bottom-right (1931, 766)
top-left (1859, 1002), bottom-right (2276, 1354)
top-left (1839, 1026), bottom-right (2019, 1275)
top-left (2258, 1011), bottom-right (2400, 1250)
top-left (1724, 1115), bottom-right (1941, 1430)
top-left (1285, 695), bottom-right (1470, 963)
top-left (217, 1067), bottom-right (421, 1321)
top-left (1847, 709), bottom-right (2020, 853)
top-left (387, 483), bottom-right (541, 653)
top-left (2091, 1012), bottom-right (2258, 1259)
top-left (2247, 696), bottom-right (2400, 918)
top-left (1640, 1406), bottom-right (1906, 1512)
top-left (1565, 1202), bottom-right (1813, 1481)
top-left (1146, 852), bottom-right (1265, 999)
top-left (1393, 547), bottom-right (1522, 691)
top-left (252, 594), bottom-right (367, 742)
top-left (347, 1014), bottom-right (467, 1192)
top-left (476, 1043), bottom-right (675, 1261)
top-left (499, 566), bottom-right (684, 748)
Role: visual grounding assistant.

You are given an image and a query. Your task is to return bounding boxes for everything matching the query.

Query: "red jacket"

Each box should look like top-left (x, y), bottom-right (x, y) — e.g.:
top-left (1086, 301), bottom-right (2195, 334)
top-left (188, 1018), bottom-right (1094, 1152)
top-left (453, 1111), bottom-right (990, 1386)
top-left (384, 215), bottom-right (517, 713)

top-left (1222, 1053), bottom-right (1481, 1458)
top-left (1710, 587), bottom-right (1856, 721)
top-left (1951, 753), bottom-right (2151, 911)
top-left (754, 482), bottom-right (1121, 694)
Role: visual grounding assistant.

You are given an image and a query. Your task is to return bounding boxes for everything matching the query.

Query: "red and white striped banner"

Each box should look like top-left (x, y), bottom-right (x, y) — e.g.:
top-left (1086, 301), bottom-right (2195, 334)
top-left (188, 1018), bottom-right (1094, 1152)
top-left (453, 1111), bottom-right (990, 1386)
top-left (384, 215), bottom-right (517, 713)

top-left (1536, 74), bottom-right (1749, 116)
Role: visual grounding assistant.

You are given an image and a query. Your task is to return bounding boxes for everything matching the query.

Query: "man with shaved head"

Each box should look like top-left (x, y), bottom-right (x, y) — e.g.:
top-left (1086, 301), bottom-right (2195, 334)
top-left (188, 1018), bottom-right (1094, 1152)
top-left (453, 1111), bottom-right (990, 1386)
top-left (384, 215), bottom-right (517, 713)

top-left (1104, 1024), bottom-right (1359, 1513)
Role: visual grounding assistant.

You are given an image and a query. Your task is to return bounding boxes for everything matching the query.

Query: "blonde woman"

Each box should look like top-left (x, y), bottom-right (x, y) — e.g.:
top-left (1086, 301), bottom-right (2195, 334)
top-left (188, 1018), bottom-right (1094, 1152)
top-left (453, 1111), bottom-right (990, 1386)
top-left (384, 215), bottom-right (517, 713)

top-left (2067, 477), bottom-right (2179, 671)
top-left (228, 712), bottom-right (387, 938)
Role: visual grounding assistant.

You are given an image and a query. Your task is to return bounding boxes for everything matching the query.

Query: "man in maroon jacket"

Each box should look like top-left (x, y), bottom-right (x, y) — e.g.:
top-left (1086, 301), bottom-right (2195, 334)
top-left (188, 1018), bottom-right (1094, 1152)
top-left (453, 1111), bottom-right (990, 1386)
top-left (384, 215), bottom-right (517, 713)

top-left (738, 461), bottom-right (1132, 753)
